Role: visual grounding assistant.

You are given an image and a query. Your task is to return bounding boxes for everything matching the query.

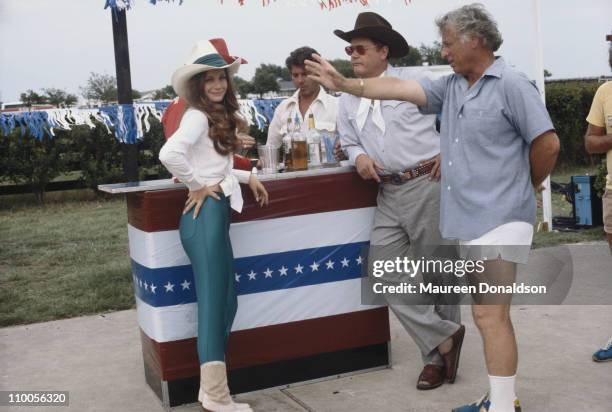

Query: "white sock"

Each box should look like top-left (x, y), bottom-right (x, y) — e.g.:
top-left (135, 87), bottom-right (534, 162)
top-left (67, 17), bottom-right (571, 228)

top-left (488, 375), bottom-right (517, 412)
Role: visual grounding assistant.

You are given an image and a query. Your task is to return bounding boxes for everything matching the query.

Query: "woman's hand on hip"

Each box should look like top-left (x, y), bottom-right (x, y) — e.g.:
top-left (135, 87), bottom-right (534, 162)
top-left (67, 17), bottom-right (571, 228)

top-left (248, 174), bottom-right (269, 207)
top-left (183, 185), bottom-right (221, 219)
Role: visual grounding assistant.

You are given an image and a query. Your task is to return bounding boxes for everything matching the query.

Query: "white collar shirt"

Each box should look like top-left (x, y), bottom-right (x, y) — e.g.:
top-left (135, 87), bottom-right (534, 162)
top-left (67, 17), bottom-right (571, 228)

top-left (266, 86), bottom-right (339, 148)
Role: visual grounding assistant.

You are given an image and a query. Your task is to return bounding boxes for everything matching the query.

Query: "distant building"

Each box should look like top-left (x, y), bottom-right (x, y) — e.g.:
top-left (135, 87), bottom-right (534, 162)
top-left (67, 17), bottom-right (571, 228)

top-left (0, 102), bottom-right (55, 113)
top-left (545, 76), bottom-right (612, 84)
top-left (276, 78), bottom-right (296, 96)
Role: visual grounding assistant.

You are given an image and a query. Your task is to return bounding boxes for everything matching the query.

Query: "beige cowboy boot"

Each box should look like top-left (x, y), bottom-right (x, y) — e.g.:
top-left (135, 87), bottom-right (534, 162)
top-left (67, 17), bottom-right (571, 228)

top-left (198, 361), bottom-right (252, 411)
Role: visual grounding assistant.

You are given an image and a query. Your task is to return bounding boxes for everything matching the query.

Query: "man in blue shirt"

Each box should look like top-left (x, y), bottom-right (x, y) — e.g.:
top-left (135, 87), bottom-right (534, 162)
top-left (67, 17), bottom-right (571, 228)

top-left (306, 4), bottom-right (560, 412)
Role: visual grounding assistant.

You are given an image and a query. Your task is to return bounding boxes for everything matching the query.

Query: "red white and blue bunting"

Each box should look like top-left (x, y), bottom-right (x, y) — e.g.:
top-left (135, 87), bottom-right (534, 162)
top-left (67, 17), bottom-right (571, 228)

top-left (0, 99), bottom-right (283, 144)
top-left (103, 0), bottom-right (389, 12)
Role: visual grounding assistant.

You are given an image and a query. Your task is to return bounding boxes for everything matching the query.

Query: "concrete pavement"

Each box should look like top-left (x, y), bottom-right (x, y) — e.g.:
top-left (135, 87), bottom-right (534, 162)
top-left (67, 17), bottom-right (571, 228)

top-left (1, 244), bottom-right (611, 412)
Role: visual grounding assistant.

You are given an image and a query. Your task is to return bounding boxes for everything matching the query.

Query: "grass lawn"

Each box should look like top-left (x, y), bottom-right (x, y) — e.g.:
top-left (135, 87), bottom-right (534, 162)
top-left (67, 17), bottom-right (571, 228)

top-left (0, 165), bottom-right (607, 327)
top-left (0, 195), bottom-right (134, 327)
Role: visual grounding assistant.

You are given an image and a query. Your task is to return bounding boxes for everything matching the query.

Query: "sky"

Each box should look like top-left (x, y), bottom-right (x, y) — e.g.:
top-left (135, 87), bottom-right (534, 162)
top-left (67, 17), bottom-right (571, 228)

top-left (0, 0), bottom-right (610, 103)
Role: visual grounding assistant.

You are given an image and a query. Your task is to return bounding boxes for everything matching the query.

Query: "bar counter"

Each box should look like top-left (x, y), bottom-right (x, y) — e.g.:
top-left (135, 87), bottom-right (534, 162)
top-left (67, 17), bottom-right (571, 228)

top-left (99, 165), bottom-right (390, 410)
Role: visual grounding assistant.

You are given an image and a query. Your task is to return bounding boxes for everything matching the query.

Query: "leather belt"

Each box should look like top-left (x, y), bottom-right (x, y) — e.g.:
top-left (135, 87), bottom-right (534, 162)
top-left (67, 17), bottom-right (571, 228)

top-left (379, 161), bottom-right (435, 185)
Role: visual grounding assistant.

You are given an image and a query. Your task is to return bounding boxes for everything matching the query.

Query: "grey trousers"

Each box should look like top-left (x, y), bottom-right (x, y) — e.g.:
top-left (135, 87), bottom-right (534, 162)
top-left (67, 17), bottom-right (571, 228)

top-left (369, 175), bottom-right (461, 366)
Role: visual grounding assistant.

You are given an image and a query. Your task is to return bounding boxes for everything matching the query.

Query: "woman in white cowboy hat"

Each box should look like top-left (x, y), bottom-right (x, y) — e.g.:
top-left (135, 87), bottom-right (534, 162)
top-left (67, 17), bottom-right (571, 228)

top-left (159, 38), bottom-right (268, 412)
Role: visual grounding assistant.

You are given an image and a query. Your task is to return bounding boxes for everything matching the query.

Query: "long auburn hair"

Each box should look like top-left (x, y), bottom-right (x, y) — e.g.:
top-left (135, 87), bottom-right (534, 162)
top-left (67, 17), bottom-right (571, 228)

top-left (184, 69), bottom-right (247, 156)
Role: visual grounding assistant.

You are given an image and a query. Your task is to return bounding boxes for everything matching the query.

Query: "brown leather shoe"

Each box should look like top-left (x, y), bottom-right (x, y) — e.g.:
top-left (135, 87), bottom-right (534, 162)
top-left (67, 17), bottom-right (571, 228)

top-left (416, 364), bottom-right (445, 390)
top-left (442, 324), bottom-right (465, 383)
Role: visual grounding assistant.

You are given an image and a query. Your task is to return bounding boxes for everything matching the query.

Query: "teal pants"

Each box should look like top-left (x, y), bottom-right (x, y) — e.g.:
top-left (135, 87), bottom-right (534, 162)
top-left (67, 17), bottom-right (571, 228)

top-left (179, 193), bottom-right (237, 364)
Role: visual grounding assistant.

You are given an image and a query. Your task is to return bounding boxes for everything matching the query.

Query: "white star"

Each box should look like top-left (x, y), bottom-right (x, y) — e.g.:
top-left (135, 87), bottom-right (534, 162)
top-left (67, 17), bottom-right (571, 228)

top-left (150, 284), bottom-right (157, 294)
top-left (247, 270), bottom-right (257, 280)
top-left (356, 256), bottom-right (363, 265)
top-left (279, 266), bottom-right (288, 276)
top-left (164, 282), bottom-right (175, 292)
top-left (144, 281), bottom-right (149, 290)
top-left (326, 260), bottom-right (335, 270)
top-left (341, 257), bottom-right (350, 267)
top-left (310, 261), bottom-right (320, 272)
top-left (181, 280), bottom-right (191, 290)
top-left (139, 279), bottom-right (143, 288)
top-left (235, 273), bottom-right (241, 282)
top-left (264, 268), bottom-right (273, 278)
top-left (294, 264), bottom-right (304, 274)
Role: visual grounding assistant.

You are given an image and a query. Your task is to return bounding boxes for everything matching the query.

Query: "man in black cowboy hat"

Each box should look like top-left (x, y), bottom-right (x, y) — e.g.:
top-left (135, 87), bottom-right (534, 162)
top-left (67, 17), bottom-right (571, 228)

top-left (335, 12), bottom-right (464, 390)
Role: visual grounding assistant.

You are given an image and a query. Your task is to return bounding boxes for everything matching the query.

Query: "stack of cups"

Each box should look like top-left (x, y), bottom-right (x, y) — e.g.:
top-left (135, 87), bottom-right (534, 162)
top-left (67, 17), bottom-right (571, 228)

top-left (257, 144), bottom-right (279, 174)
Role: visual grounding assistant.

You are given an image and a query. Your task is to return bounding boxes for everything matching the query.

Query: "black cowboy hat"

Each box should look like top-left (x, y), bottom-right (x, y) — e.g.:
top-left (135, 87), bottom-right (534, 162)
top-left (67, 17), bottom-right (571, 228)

top-left (334, 12), bottom-right (410, 58)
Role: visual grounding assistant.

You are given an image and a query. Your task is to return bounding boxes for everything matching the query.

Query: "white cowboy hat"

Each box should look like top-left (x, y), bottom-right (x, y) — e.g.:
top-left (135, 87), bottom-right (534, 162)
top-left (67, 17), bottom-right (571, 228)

top-left (171, 38), bottom-right (247, 99)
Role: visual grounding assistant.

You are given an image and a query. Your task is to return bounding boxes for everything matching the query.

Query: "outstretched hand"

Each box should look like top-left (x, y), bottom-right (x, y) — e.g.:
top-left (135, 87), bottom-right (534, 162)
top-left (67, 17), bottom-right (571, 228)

top-left (305, 54), bottom-right (346, 92)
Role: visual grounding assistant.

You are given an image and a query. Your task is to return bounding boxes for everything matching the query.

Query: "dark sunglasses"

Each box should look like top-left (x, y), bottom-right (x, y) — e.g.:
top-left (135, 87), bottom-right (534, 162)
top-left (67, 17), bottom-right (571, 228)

top-left (344, 45), bottom-right (378, 56)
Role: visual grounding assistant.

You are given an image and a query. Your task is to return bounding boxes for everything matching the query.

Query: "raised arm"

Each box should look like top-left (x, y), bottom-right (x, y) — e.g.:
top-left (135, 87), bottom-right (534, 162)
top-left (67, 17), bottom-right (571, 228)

top-left (305, 54), bottom-right (427, 107)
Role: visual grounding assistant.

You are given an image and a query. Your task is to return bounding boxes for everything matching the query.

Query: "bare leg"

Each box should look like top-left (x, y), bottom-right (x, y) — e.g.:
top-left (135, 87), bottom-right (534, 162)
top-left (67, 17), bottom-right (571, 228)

top-left (470, 259), bottom-right (518, 376)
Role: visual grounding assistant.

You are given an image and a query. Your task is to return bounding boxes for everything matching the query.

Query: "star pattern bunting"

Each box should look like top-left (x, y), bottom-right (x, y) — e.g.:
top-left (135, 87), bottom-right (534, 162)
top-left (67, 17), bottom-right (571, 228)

top-left (132, 242), bottom-right (368, 308)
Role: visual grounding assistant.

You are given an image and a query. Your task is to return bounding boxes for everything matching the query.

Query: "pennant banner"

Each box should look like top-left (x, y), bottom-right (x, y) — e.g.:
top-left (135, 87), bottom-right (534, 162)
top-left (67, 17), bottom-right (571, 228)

top-left (0, 99), bottom-right (283, 143)
top-left (103, 1), bottom-right (391, 12)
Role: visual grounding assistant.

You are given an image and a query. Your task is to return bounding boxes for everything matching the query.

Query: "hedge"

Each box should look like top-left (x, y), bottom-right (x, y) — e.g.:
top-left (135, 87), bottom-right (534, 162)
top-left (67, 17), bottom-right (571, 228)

top-left (544, 80), bottom-right (602, 167)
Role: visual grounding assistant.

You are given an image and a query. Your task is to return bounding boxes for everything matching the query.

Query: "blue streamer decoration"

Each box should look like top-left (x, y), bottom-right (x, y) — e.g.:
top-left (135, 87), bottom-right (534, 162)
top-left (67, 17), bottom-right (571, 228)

top-left (99, 104), bottom-right (138, 144)
top-left (149, 0), bottom-right (184, 6)
top-left (253, 99), bottom-right (283, 129)
top-left (154, 101), bottom-right (171, 113)
top-left (0, 99), bottom-right (286, 143)
top-left (104, 0), bottom-right (184, 11)
top-left (104, 0), bottom-right (133, 11)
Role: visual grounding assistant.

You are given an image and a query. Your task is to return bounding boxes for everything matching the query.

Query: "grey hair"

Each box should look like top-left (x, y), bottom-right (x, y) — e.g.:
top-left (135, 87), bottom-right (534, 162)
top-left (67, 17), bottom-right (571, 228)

top-left (436, 3), bottom-right (503, 52)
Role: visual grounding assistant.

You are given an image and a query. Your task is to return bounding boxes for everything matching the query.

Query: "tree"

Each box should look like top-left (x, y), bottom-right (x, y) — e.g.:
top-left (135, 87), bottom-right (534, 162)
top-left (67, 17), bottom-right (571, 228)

top-left (233, 76), bottom-right (253, 98)
top-left (131, 89), bottom-right (142, 100)
top-left (390, 47), bottom-right (423, 67)
top-left (152, 85), bottom-right (176, 100)
top-left (251, 64), bottom-right (284, 97)
top-left (20, 90), bottom-right (47, 107)
top-left (42, 88), bottom-right (77, 108)
top-left (80, 72), bottom-right (118, 104)
top-left (329, 59), bottom-right (354, 78)
top-left (419, 41), bottom-right (448, 65)
top-left (544, 69), bottom-right (553, 78)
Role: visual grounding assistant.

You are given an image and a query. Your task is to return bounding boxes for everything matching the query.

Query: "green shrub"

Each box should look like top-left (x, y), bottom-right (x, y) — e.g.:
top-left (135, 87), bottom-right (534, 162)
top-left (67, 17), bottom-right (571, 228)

top-left (594, 158), bottom-right (608, 198)
top-left (0, 129), bottom-right (68, 203)
top-left (545, 81), bottom-right (601, 167)
top-left (137, 118), bottom-right (171, 180)
top-left (61, 123), bottom-right (124, 191)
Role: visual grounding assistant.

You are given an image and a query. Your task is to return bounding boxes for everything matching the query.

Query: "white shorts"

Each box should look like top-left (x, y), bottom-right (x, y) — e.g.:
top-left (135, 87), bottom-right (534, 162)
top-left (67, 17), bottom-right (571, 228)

top-left (459, 221), bottom-right (534, 264)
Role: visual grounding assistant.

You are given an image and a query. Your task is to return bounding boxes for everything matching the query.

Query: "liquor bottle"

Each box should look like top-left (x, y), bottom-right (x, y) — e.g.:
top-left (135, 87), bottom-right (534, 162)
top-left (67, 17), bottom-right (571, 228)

top-left (319, 131), bottom-right (328, 165)
top-left (282, 117), bottom-right (293, 171)
top-left (306, 114), bottom-right (322, 168)
top-left (291, 115), bottom-right (308, 171)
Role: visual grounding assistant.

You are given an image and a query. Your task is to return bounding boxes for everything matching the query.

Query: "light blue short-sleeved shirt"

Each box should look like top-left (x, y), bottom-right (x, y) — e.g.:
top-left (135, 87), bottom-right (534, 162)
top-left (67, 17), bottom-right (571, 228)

top-left (417, 57), bottom-right (555, 241)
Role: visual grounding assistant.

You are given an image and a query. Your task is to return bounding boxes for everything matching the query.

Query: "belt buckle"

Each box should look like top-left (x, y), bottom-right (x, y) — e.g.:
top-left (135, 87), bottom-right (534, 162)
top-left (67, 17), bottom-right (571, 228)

top-left (390, 173), bottom-right (403, 185)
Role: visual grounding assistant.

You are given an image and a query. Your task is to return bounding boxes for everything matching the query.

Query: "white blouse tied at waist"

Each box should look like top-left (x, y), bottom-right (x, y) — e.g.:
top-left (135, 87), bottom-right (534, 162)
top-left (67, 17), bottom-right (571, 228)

top-left (159, 108), bottom-right (251, 213)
